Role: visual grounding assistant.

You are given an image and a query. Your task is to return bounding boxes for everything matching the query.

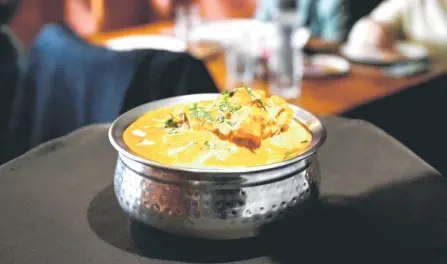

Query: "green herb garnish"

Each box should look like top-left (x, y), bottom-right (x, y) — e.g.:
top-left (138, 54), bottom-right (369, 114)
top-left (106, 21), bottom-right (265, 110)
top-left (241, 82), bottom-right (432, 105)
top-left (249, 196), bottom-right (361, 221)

top-left (300, 140), bottom-right (309, 144)
top-left (228, 105), bottom-right (241, 112)
top-left (168, 128), bottom-right (178, 135)
top-left (217, 116), bottom-right (226, 123)
top-left (190, 103), bottom-right (214, 122)
top-left (164, 117), bottom-right (178, 128)
top-left (218, 102), bottom-right (228, 111)
top-left (217, 115), bottom-right (234, 126)
top-left (246, 87), bottom-right (266, 110)
top-left (204, 140), bottom-right (213, 150)
top-left (219, 90), bottom-right (240, 113)
top-left (221, 89), bottom-right (235, 99)
top-left (218, 99), bottom-right (241, 113)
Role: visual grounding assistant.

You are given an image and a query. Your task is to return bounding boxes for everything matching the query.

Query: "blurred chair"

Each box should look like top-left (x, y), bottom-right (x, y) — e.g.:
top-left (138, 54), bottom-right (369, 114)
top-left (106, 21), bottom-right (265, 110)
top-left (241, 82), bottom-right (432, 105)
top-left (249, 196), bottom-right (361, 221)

top-left (3, 23), bottom-right (217, 164)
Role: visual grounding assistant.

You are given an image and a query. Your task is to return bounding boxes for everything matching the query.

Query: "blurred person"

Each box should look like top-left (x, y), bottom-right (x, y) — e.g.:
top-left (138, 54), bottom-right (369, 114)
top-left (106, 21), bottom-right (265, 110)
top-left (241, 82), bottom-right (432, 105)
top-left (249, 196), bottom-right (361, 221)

top-left (0, 0), bottom-right (23, 98)
top-left (150, 0), bottom-right (257, 19)
top-left (65, 0), bottom-right (149, 36)
top-left (198, 0), bottom-right (256, 19)
top-left (255, 0), bottom-right (351, 42)
top-left (347, 0), bottom-right (447, 57)
top-left (1, 0), bottom-right (22, 162)
top-left (8, 0), bottom-right (63, 46)
top-left (65, 0), bottom-right (257, 37)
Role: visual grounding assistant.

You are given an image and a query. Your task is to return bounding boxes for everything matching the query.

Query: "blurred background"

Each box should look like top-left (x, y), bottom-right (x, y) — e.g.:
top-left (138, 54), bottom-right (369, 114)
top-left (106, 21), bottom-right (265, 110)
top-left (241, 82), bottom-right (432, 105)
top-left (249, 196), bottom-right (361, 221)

top-left (6, 0), bottom-right (383, 46)
top-left (1, 0), bottom-right (447, 175)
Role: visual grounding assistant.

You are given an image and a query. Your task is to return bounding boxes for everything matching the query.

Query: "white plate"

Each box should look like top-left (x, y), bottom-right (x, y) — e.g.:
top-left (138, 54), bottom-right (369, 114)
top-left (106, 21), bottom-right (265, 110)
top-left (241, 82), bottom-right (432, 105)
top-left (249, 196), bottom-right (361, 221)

top-left (105, 35), bottom-right (187, 52)
top-left (340, 41), bottom-right (428, 65)
top-left (304, 55), bottom-right (350, 78)
top-left (190, 19), bottom-right (310, 51)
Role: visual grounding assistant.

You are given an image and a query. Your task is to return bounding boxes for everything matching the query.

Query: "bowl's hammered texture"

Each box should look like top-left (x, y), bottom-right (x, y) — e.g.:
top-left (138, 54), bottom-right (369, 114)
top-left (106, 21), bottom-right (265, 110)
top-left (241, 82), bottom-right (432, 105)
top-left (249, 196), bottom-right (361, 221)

top-left (114, 156), bottom-right (321, 240)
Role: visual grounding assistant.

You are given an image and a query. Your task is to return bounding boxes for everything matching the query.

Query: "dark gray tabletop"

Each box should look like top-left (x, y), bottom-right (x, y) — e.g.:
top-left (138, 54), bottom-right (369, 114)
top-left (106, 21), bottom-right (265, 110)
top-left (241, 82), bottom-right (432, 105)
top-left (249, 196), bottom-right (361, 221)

top-left (1, 116), bottom-right (446, 264)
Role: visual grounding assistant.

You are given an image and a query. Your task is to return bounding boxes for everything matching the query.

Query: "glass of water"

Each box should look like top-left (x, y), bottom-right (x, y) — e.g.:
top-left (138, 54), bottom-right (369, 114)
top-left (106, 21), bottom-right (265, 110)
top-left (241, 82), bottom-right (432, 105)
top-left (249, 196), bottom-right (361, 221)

top-left (265, 38), bottom-right (303, 100)
top-left (174, 2), bottom-right (202, 43)
top-left (224, 46), bottom-right (254, 89)
top-left (224, 29), bottom-right (263, 90)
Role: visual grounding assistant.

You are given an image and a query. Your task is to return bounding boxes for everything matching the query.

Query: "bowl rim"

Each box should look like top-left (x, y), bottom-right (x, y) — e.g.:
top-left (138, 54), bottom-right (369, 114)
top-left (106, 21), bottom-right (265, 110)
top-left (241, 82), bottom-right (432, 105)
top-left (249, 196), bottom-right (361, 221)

top-left (108, 93), bottom-right (326, 174)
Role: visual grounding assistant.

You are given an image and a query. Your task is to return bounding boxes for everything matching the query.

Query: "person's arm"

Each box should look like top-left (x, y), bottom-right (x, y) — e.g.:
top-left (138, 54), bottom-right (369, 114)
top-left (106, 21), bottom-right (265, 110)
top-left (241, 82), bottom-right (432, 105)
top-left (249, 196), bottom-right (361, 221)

top-left (319, 0), bottom-right (350, 42)
top-left (65, 0), bottom-right (148, 35)
top-left (347, 0), bottom-right (409, 50)
top-left (369, 0), bottom-right (408, 31)
top-left (255, 0), bottom-right (278, 21)
top-left (149, 0), bottom-right (174, 20)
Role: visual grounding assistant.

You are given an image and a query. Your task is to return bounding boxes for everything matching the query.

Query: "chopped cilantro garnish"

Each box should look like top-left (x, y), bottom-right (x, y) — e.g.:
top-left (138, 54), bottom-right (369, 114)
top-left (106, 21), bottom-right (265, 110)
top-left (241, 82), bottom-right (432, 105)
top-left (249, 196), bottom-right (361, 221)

top-left (168, 128), bottom-right (178, 135)
top-left (217, 115), bottom-right (234, 126)
top-left (218, 92), bottom-right (241, 113)
top-left (219, 102), bottom-right (241, 113)
top-left (218, 102), bottom-right (228, 111)
top-left (221, 89), bottom-right (235, 99)
top-left (204, 140), bottom-right (212, 150)
top-left (164, 118), bottom-right (178, 128)
top-left (190, 102), bottom-right (213, 122)
top-left (217, 116), bottom-right (226, 123)
top-left (246, 87), bottom-right (266, 110)
top-left (300, 140), bottom-right (309, 144)
top-left (228, 105), bottom-right (241, 112)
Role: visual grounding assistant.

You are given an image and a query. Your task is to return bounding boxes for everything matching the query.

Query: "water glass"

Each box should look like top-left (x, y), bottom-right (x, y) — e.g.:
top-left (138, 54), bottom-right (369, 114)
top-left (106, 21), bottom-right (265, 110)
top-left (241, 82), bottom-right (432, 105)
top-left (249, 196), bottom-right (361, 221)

top-left (224, 34), bottom-right (258, 89)
top-left (174, 4), bottom-right (201, 43)
top-left (224, 47), bottom-right (253, 89)
top-left (266, 42), bottom-right (303, 100)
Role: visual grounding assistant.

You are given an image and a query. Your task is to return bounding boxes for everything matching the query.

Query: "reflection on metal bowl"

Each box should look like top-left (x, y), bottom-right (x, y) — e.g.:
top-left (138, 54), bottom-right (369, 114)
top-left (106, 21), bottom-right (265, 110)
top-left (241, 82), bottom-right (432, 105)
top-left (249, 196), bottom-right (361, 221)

top-left (109, 93), bottom-right (326, 240)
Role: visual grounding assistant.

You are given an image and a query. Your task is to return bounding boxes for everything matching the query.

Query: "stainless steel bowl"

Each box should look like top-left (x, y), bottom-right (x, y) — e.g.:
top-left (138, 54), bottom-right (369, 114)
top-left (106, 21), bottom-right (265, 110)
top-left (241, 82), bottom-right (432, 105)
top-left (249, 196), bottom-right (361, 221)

top-left (109, 93), bottom-right (326, 240)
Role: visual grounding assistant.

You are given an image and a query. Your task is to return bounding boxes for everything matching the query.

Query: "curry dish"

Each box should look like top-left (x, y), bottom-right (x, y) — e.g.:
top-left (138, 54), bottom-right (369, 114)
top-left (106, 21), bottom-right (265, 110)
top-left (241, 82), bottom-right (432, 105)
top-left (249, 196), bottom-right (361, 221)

top-left (123, 87), bottom-right (312, 168)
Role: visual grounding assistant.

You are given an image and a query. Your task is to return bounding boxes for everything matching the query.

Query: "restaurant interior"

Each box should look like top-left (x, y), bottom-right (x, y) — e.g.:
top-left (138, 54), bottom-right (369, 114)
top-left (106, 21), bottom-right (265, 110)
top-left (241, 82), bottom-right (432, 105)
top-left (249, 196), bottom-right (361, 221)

top-left (2, 0), bottom-right (447, 263)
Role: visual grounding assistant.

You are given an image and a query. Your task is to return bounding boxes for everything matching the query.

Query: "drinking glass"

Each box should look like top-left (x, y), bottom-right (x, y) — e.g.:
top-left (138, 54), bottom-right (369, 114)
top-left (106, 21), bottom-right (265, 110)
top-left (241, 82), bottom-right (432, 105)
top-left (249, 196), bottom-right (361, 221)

top-left (265, 38), bottom-right (304, 100)
top-left (224, 30), bottom-right (260, 90)
top-left (174, 1), bottom-right (201, 43)
top-left (224, 46), bottom-right (253, 89)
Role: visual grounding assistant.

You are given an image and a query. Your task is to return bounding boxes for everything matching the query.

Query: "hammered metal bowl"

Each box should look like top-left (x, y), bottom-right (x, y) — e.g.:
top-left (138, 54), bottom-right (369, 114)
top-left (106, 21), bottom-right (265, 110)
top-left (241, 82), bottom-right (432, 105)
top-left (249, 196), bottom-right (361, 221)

top-left (109, 93), bottom-right (326, 240)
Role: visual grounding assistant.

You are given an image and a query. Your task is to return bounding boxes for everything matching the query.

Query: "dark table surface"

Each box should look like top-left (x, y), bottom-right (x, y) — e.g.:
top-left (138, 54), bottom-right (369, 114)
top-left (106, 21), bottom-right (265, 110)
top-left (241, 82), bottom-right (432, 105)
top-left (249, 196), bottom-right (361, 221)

top-left (1, 116), bottom-right (446, 264)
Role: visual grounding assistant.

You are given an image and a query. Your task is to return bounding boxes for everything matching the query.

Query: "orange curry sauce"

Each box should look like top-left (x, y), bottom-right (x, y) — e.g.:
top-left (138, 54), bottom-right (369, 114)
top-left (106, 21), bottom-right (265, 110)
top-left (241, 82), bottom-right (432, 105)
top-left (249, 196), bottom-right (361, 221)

top-left (123, 88), bottom-right (312, 168)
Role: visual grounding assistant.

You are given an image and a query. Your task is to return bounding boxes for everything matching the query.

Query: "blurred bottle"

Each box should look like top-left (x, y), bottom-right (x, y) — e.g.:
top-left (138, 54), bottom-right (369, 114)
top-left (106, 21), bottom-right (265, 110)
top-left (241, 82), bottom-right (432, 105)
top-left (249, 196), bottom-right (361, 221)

top-left (277, 0), bottom-right (296, 82)
top-left (267, 0), bottom-right (303, 100)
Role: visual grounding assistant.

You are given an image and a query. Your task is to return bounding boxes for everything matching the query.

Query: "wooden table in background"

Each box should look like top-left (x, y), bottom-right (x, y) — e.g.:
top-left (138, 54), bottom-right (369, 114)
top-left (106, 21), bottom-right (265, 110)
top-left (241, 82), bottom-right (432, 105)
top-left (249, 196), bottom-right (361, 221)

top-left (88, 21), bottom-right (445, 116)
